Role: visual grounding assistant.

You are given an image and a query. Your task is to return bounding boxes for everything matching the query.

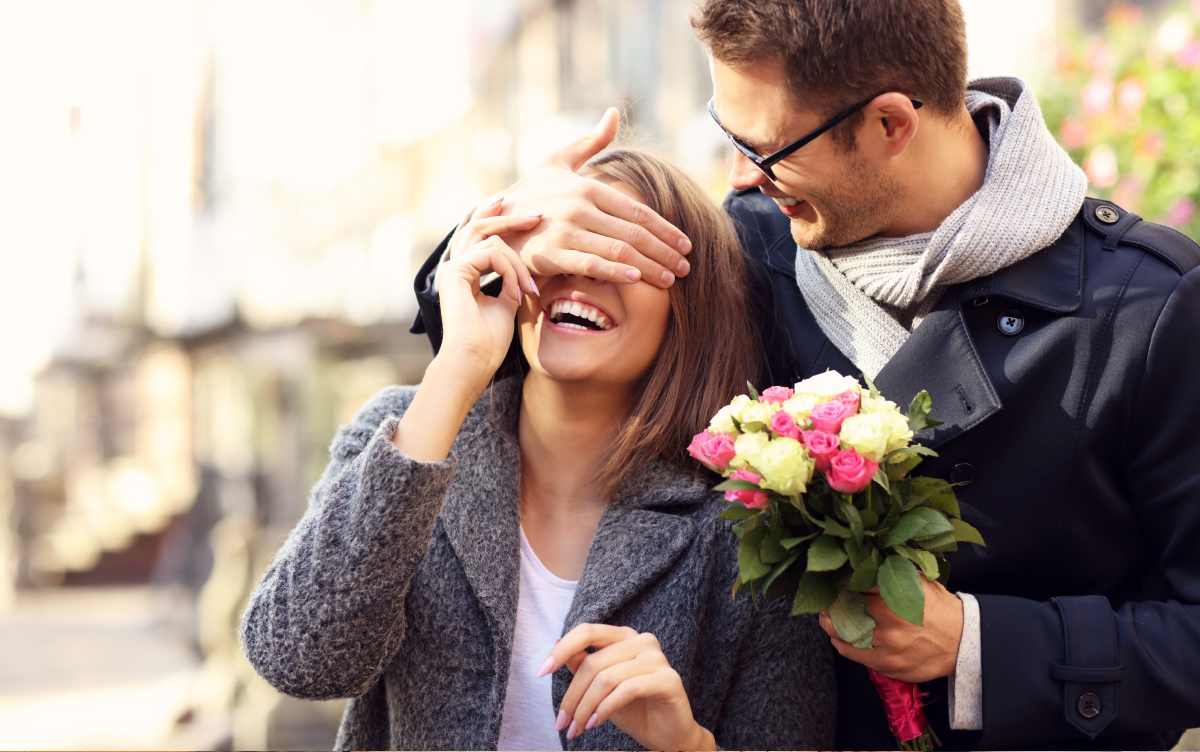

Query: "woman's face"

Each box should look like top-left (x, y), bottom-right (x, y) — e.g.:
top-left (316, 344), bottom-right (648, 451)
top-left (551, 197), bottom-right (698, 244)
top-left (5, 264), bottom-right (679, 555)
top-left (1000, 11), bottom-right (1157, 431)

top-left (517, 178), bottom-right (672, 389)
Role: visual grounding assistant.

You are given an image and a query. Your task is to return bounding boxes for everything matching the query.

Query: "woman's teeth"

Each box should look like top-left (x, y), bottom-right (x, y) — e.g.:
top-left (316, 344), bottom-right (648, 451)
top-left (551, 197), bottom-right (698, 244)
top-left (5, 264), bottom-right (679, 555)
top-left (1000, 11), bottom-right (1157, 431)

top-left (549, 299), bottom-right (612, 331)
top-left (772, 196), bottom-right (800, 207)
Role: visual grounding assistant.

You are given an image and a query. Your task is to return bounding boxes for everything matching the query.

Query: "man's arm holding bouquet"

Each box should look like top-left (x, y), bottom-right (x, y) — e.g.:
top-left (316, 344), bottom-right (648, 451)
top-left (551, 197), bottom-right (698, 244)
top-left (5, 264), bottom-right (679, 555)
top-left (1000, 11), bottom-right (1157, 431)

top-left (412, 108), bottom-right (693, 353)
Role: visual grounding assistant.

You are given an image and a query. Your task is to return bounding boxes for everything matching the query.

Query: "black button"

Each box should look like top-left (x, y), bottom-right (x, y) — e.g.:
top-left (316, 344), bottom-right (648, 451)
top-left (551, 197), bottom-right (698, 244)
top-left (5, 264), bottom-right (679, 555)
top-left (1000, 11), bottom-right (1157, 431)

top-left (1095, 205), bottom-right (1118, 224)
top-left (1078, 692), bottom-right (1101, 718)
top-left (950, 463), bottom-right (975, 485)
top-left (998, 310), bottom-right (1025, 336)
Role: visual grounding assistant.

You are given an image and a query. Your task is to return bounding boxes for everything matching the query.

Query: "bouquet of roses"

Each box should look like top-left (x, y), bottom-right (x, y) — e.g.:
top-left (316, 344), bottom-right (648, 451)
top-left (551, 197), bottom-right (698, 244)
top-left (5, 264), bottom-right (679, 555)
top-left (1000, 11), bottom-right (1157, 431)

top-left (688, 370), bottom-right (986, 751)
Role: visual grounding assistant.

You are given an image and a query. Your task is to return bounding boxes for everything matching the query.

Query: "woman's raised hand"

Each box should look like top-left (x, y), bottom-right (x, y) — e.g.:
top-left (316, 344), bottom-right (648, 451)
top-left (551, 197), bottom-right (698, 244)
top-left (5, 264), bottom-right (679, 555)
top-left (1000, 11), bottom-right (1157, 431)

top-left (438, 197), bottom-right (541, 388)
top-left (393, 198), bottom-right (538, 463)
top-left (539, 624), bottom-right (716, 752)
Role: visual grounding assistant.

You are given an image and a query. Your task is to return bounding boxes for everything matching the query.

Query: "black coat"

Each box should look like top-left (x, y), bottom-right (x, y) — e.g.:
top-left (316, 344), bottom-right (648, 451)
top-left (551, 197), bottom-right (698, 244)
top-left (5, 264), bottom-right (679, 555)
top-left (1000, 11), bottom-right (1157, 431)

top-left (410, 187), bottom-right (1200, 750)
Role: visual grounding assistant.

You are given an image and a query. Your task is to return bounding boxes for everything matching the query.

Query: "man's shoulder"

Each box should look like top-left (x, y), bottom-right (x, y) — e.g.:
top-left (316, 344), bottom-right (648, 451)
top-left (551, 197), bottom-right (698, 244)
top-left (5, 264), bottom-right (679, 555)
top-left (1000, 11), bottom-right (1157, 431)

top-left (722, 186), bottom-right (795, 268)
top-left (1077, 196), bottom-right (1200, 278)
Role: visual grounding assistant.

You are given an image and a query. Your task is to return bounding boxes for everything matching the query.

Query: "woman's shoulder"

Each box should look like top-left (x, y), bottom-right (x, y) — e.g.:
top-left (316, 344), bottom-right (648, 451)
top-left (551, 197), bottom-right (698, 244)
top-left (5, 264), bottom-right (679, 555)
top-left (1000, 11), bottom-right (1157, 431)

top-left (329, 385), bottom-right (420, 461)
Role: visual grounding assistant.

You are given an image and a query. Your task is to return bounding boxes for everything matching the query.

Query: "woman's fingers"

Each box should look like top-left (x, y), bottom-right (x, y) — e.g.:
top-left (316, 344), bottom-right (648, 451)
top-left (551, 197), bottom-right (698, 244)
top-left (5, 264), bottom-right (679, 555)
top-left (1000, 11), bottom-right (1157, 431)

top-left (566, 651), bottom-right (671, 737)
top-left (453, 237), bottom-right (537, 301)
top-left (552, 631), bottom-right (662, 730)
top-left (541, 623), bottom-right (638, 679)
top-left (586, 669), bottom-right (681, 735)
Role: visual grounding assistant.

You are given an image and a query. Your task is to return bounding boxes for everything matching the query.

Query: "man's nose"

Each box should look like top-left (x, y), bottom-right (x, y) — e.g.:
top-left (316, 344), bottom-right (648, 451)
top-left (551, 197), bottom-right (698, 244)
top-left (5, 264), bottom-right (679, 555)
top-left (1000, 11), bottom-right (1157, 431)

top-left (728, 152), bottom-right (770, 192)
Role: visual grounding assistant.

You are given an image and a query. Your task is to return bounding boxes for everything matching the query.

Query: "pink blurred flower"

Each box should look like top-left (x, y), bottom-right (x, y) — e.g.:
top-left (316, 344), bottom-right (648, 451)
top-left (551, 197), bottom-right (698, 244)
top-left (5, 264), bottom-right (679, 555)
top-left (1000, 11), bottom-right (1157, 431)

top-left (1086, 40), bottom-right (1114, 72)
top-left (1106, 4), bottom-right (1142, 29)
top-left (1060, 117), bottom-right (1089, 149)
top-left (760, 385), bottom-right (794, 404)
top-left (801, 430), bottom-right (841, 473)
top-left (1082, 76), bottom-right (1114, 116)
top-left (810, 400), bottom-right (855, 435)
top-left (1056, 47), bottom-right (1078, 75)
top-left (833, 389), bottom-right (861, 414)
top-left (1164, 198), bottom-right (1197, 229)
top-left (724, 468), bottom-right (769, 509)
top-left (1134, 132), bottom-right (1165, 158)
top-left (826, 449), bottom-right (880, 495)
top-left (1117, 77), bottom-right (1147, 114)
top-left (770, 410), bottom-right (802, 441)
top-left (688, 431), bottom-right (737, 472)
top-left (1177, 39), bottom-right (1200, 68)
top-left (1084, 144), bottom-right (1120, 188)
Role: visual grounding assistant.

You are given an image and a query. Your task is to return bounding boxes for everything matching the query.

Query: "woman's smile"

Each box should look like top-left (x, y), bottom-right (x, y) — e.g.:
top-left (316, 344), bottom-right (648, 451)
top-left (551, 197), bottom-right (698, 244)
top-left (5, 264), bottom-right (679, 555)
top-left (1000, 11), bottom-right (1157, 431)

top-left (542, 291), bottom-right (618, 334)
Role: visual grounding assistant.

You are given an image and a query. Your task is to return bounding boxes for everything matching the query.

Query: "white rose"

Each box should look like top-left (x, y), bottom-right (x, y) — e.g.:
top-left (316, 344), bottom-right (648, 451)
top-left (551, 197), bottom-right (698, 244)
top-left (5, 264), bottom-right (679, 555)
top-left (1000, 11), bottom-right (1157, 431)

top-left (859, 394), bottom-right (900, 415)
top-left (708, 403), bottom-right (742, 436)
top-left (782, 393), bottom-right (820, 423)
top-left (739, 400), bottom-right (777, 428)
top-left (838, 413), bottom-right (889, 463)
top-left (730, 431), bottom-right (770, 469)
top-left (794, 370), bottom-right (862, 400)
top-left (878, 411), bottom-right (915, 455)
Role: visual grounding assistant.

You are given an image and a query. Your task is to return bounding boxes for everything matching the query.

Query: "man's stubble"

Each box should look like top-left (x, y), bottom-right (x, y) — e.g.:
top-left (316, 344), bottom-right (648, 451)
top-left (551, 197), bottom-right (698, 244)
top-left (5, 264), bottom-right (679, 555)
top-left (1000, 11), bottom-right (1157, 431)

top-left (790, 150), bottom-right (906, 251)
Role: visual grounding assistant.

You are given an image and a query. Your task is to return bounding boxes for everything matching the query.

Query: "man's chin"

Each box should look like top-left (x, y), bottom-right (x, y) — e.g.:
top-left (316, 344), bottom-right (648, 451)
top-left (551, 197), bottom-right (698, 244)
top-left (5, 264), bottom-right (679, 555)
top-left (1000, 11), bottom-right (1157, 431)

top-left (789, 218), bottom-right (831, 250)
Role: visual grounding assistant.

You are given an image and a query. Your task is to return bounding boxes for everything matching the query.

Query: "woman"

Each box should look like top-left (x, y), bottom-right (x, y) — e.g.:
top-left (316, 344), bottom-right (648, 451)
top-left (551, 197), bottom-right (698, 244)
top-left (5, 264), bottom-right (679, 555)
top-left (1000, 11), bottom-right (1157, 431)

top-left (240, 150), bottom-right (835, 751)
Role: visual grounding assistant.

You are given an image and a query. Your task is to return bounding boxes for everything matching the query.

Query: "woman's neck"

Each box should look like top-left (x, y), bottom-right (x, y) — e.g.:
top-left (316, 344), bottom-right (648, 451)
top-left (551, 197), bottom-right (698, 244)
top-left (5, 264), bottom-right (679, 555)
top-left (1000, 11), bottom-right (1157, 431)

top-left (517, 372), bottom-right (631, 579)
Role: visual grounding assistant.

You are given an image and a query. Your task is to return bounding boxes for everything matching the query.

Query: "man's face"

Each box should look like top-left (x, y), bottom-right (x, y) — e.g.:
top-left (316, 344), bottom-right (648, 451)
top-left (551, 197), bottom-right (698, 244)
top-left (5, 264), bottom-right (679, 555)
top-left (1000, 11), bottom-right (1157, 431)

top-left (710, 58), bottom-right (903, 250)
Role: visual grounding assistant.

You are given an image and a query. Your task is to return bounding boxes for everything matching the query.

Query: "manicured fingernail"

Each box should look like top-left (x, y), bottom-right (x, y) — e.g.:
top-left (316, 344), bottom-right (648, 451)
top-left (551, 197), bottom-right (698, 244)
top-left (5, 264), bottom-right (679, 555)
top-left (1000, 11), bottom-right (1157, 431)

top-left (566, 720), bottom-right (579, 740)
top-left (676, 258), bottom-right (690, 276)
top-left (487, 196), bottom-right (503, 207)
top-left (585, 713), bottom-right (599, 730)
top-left (536, 656), bottom-right (555, 678)
top-left (526, 213), bottom-right (543, 218)
top-left (625, 269), bottom-right (640, 282)
top-left (677, 237), bottom-right (692, 253)
top-left (661, 270), bottom-right (675, 286)
top-left (555, 709), bottom-right (569, 732)
top-left (529, 278), bottom-right (541, 297)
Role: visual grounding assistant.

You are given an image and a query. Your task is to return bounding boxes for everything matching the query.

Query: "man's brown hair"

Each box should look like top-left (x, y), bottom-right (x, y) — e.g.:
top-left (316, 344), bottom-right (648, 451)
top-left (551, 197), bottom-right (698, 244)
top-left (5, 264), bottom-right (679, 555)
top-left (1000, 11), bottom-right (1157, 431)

top-left (692, 0), bottom-right (968, 137)
top-left (580, 149), bottom-right (763, 499)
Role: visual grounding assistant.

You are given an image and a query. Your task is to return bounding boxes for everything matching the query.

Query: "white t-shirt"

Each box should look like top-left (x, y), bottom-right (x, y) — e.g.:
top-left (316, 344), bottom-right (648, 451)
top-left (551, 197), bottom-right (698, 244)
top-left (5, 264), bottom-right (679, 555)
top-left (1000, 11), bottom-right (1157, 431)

top-left (497, 527), bottom-right (579, 751)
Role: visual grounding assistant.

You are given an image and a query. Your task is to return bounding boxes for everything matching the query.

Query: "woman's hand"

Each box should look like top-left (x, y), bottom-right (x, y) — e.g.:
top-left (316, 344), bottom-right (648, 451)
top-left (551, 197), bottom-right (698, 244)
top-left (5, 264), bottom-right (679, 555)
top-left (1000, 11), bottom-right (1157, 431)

top-left (438, 197), bottom-right (541, 389)
top-left (393, 199), bottom-right (538, 463)
top-left (540, 623), bottom-right (716, 752)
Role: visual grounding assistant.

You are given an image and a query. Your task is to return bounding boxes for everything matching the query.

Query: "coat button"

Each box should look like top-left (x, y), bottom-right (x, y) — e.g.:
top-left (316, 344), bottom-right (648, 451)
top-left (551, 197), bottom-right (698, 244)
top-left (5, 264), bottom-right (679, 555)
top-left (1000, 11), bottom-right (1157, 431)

top-left (998, 310), bottom-right (1024, 336)
top-left (1095, 205), bottom-right (1119, 223)
top-left (1078, 692), bottom-right (1102, 718)
top-left (950, 463), bottom-right (975, 485)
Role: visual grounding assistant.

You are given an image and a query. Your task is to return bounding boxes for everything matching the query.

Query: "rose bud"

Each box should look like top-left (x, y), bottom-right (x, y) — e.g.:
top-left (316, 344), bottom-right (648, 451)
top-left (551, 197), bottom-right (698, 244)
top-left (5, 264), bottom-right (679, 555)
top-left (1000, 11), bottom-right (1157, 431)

top-left (801, 429), bottom-right (841, 473)
top-left (724, 468), bottom-right (770, 510)
top-left (825, 448), bottom-right (881, 494)
top-left (833, 388), bottom-right (861, 414)
top-left (810, 399), bottom-right (855, 435)
top-left (769, 410), bottom-right (802, 440)
top-left (687, 431), bottom-right (737, 472)
top-left (760, 385), bottom-right (795, 405)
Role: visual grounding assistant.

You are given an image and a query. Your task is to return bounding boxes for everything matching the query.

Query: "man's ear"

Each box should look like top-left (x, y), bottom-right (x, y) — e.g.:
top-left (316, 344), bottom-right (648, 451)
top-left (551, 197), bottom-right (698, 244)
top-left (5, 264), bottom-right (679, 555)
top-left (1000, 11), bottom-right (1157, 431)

top-left (862, 92), bottom-right (920, 158)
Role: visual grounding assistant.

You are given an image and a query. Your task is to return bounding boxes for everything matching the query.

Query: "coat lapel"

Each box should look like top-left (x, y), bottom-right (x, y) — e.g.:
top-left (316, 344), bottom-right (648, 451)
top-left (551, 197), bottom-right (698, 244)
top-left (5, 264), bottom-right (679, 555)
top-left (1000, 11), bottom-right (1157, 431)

top-left (438, 378), bottom-right (523, 655)
top-left (564, 462), bottom-right (708, 630)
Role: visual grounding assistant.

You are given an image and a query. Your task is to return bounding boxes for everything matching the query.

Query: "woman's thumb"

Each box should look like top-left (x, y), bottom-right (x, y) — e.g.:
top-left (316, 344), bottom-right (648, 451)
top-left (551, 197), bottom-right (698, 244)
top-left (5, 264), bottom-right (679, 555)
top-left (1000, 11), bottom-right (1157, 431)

top-left (556, 107), bottom-right (619, 171)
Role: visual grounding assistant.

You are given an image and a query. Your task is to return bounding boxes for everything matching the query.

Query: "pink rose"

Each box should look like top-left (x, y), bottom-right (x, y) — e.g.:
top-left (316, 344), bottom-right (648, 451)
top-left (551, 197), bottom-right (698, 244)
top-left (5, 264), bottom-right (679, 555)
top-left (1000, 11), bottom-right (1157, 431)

top-left (688, 431), bottom-right (737, 472)
top-left (801, 430), bottom-right (841, 473)
top-left (770, 410), bottom-right (802, 440)
top-left (810, 400), bottom-right (855, 435)
top-left (724, 468), bottom-right (769, 510)
top-left (760, 386), bottom-right (794, 404)
top-left (825, 449), bottom-right (880, 494)
top-left (833, 389), bottom-right (861, 414)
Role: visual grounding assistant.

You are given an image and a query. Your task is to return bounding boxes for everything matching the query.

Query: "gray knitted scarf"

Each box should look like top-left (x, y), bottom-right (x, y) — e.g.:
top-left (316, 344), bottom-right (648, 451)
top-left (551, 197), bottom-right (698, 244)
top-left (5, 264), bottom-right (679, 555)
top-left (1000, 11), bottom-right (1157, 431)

top-left (794, 77), bottom-right (1088, 379)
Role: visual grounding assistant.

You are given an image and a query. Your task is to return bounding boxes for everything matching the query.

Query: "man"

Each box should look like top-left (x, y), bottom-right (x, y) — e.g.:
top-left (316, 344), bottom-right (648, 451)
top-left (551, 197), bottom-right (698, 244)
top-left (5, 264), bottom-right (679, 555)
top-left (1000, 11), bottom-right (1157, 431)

top-left (410, 0), bottom-right (1200, 748)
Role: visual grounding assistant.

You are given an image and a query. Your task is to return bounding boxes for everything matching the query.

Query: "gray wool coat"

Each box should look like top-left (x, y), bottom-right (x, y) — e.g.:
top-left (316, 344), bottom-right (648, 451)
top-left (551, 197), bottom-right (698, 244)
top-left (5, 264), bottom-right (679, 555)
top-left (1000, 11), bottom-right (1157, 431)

top-left (240, 376), bottom-right (836, 751)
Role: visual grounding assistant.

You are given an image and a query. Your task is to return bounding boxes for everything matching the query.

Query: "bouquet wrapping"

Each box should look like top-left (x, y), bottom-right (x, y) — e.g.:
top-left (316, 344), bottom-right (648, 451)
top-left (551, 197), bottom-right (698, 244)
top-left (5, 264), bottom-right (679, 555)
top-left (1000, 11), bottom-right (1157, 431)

top-left (689, 371), bottom-right (987, 751)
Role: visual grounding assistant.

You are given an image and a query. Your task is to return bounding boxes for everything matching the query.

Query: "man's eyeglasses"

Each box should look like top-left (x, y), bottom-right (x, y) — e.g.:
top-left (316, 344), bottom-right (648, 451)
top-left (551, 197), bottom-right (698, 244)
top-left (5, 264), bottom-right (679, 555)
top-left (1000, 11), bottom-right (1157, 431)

top-left (708, 94), bottom-right (923, 181)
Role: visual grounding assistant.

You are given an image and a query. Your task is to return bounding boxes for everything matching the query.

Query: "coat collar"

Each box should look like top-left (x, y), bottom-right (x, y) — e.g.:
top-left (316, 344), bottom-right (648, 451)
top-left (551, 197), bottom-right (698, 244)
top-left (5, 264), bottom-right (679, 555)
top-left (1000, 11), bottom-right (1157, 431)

top-left (437, 376), bottom-right (710, 650)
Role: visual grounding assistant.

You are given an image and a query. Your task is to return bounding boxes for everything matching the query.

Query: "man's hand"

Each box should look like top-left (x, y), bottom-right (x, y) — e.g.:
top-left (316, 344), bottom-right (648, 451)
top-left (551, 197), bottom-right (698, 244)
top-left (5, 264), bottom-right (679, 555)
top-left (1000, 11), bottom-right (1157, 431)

top-left (452, 108), bottom-right (693, 288)
top-left (818, 579), bottom-right (965, 683)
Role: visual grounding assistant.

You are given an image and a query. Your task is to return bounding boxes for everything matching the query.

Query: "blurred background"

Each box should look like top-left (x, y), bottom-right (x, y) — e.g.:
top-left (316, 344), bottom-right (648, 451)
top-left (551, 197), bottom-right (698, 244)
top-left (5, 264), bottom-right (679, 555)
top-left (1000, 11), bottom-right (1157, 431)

top-left (0, 0), bottom-right (1197, 749)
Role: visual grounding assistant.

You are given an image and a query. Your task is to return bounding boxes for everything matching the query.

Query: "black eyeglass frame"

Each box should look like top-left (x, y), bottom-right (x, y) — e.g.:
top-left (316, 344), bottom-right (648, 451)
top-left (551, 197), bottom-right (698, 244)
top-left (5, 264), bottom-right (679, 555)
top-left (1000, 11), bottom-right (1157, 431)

top-left (708, 94), bottom-right (923, 181)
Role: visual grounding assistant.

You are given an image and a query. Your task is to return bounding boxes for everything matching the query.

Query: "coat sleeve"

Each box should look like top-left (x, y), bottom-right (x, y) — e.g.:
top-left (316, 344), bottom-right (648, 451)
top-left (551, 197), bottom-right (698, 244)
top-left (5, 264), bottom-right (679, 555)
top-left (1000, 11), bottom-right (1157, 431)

top-left (239, 386), bottom-right (458, 700)
top-left (975, 267), bottom-right (1200, 749)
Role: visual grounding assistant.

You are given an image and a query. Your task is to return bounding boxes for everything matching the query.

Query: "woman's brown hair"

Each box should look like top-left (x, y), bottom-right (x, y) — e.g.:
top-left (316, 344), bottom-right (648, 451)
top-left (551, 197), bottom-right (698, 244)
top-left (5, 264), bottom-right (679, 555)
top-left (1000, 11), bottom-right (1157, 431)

top-left (582, 149), bottom-right (762, 499)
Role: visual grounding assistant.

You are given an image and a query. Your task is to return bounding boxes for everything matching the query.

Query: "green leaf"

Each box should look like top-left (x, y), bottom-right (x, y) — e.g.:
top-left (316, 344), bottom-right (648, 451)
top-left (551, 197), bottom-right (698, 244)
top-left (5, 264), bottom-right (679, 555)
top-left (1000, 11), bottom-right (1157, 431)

top-left (882, 507), bottom-right (954, 548)
top-left (763, 550), bottom-right (801, 593)
top-left (807, 535), bottom-right (849, 572)
top-left (846, 548), bottom-right (881, 590)
top-left (823, 516), bottom-right (852, 539)
top-left (839, 496), bottom-right (864, 547)
top-left (915, 530), bottom-right (959, 553)
top-left (828, 589), bottom-right (876, 648)
top-left (746, 381), bottom-right (761, 401)
top-left (859, 508), bottom-right (880, 529)
top-left (717, 505), bottom-right (756, 520)
top-left (760, 524), bottom-right (789, 564)
top-left (730, 415), bottom-right (743, 432)
top-left (862, 373), bottom-right (882, 400)
top-left (894, 544), bottom-right (939, 581)
top-left (791, 571), bottom-right (838, 615)
top-left (886, 453), bottom-right (924, 481)
top-left (781, 531), bottom-right (820, 549)
top-left (871, 466), bottom-right (890, 494)
top-left (713, 478), bottom-right (761, 492)
top-left (738, 526), bottom-right (771, 581)
top-left (908, 477), bottom-right (960, 517)
top-left (906, 390), bottom-right (937, 433)
top-left (950, 518), bottom-right (987, 547)
top-left (878, 554), bottom-right (925, 626)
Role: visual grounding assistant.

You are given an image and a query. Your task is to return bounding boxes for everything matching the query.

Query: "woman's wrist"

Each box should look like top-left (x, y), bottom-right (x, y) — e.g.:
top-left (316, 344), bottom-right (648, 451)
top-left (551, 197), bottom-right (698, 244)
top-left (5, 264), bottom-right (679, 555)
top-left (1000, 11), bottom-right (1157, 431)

top-left (392, 356), bottom-right (490, 462)
top-left (678, 722), bottom-right (716, 752)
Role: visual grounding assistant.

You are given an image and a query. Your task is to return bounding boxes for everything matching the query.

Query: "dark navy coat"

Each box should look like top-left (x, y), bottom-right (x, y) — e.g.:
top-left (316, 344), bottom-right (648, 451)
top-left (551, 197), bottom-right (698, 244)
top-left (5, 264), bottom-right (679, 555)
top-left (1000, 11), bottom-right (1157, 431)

top-left (411, 187), bottom-right (1200, 750)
